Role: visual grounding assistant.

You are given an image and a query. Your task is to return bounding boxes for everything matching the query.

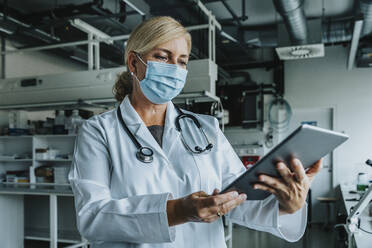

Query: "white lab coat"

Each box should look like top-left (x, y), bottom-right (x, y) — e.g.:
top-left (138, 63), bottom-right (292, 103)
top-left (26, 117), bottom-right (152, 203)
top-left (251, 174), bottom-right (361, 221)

top-left (69, 96), bottom-right (307, 248)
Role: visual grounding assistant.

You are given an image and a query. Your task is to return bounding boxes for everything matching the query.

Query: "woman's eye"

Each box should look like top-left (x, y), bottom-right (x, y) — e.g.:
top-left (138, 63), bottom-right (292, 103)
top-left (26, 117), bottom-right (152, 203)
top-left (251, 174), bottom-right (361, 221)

top-left (179, 61), bottom-right (188, 67)
top-left (154, 55), bottom-right (167, 61)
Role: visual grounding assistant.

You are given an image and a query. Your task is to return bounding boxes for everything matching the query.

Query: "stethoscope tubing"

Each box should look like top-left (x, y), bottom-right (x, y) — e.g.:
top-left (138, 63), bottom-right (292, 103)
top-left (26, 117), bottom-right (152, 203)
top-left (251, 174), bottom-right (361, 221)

top-left (117, 104), bottom-right (213, 163)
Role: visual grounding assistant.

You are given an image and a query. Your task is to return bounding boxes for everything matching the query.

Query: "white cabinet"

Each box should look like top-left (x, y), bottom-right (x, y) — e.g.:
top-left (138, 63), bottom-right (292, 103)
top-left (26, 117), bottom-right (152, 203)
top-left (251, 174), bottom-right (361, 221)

top-left (0, 135), bottom-right (75, 184)
top-left (0, 134), bottom-right (83, 247)
top-left (32, 135), bottom-right (75, 184)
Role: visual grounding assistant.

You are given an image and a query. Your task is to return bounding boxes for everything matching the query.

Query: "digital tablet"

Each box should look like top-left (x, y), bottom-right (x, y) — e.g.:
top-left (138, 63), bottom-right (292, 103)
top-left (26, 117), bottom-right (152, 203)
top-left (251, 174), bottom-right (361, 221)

top-left (220, 124), bottom-right (349, 200)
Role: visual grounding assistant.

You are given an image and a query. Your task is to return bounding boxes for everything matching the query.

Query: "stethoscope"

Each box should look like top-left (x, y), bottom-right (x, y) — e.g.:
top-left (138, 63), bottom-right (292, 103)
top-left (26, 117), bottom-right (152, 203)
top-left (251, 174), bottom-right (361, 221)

top-left (116, 105), bottom-right (213, 163)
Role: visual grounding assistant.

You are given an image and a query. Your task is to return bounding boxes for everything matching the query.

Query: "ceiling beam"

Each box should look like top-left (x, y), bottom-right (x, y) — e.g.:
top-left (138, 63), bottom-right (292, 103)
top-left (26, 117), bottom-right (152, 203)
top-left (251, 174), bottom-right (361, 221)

top-left (347, 17), bottom-right (364, 70)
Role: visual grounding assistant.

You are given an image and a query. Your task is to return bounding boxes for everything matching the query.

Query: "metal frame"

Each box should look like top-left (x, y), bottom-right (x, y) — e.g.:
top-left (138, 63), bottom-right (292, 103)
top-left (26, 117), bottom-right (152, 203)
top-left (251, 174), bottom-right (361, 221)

top-left (122, 0), bottom-right (146, 20)
top-left (0, 1), bottom-right (222, 69)
top-left (1, 22), bottom-right (218, 68)
top-left (50, 195), bottom-right (58, 248)
top-left (196, 0), bottom-right (221, 63)
top-left (347, 18), bottom-right (364, 70)
top-left (65, 241), bottom-right (89, 248)
top-left (70, 18), bottom-right (113, 70)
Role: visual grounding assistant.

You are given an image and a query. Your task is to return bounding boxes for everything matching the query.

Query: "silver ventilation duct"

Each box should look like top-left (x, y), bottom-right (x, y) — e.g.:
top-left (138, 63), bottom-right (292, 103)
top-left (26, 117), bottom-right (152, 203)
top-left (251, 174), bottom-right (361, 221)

top-left (360, 0), bottom-right (372, 36)
top-left (273, 0), bottom-right (308, 45)
top-left (244, 19), bottom-right (355, 49)
top-left (322, 20), bottom-right (353, 44)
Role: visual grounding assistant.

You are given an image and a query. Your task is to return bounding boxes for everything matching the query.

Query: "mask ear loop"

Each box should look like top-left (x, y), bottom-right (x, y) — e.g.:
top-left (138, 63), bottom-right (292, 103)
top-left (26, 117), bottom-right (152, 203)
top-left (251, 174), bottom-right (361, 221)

top-left (130, 52), bottom-right (147, 82)
top-left (135, 52), bottom-right (148, 67)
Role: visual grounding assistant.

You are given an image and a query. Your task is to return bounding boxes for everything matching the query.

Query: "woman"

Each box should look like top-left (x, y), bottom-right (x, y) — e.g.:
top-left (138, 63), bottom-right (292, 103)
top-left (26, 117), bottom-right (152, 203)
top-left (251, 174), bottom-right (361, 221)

top-left (69, 16), bottom-right (322, 248)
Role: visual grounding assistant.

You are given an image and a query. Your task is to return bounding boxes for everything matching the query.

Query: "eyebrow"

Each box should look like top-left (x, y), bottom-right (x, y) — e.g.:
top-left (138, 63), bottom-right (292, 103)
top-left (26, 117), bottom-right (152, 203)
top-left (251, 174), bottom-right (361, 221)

top-left (155, 48), bottom-right (189, 58)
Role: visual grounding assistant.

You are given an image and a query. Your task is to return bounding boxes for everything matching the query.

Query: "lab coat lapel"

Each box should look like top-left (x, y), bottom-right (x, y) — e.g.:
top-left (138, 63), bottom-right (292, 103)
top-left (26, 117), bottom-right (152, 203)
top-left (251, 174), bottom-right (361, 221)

top-left (120, 96), bottom-right (170, 162)
top-left (162, 102), bottom-right (181, 157)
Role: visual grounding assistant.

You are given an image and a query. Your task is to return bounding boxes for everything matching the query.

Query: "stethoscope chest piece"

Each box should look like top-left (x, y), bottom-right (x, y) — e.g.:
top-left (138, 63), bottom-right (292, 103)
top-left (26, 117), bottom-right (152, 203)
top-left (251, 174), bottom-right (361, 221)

top-left (136, 147), bottom-right (154, 163)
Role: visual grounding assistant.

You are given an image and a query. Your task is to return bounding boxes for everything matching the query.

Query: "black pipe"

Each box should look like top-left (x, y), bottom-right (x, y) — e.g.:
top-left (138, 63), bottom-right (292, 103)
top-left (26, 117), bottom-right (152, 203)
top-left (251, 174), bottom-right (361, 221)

top-left (260, 84), bottom-right (265, 131)
top-left (119, 1), bottom-right (127, 23)
top-left (221, 0), bottom-right (242, 27)
top-left (1, 0), bottom-right (8, 79)
top-left (242, 0), bottom-right (248, 21)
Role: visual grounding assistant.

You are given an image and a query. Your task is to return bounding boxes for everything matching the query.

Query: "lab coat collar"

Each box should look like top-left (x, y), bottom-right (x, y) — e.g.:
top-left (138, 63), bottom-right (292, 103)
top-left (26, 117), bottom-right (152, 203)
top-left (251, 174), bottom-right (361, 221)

top-left (119, 96), bottom-right (143, 126)
top-left (119, 95), bottom-right (180, 160)
top-left (119, 95), bottom-right (177, 129)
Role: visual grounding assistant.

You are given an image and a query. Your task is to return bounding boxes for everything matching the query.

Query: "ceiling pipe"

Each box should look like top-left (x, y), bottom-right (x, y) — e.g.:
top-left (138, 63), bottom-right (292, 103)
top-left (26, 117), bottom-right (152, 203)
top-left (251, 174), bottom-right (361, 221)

top-left (360, 0), bottom-right (372, 36)
top-left (243, 19), bottom-right (354, 48)
top-left (272, 0), bottom-right (308, 45)
top-left (220, 0), bottom-right (242, 27)
top-left (322, 20), bottom-right (353, 44)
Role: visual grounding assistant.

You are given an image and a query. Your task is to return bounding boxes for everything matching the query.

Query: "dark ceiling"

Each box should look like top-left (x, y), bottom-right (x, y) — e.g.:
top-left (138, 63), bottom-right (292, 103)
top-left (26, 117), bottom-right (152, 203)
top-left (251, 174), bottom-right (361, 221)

top-left (0, 0), bottom-right (363, 72)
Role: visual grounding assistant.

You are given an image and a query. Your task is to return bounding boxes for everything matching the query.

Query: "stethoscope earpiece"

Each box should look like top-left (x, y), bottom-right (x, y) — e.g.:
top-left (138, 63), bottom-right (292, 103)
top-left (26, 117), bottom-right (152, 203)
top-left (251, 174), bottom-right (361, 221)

top-left (195, 146), bottom-right (202, 152)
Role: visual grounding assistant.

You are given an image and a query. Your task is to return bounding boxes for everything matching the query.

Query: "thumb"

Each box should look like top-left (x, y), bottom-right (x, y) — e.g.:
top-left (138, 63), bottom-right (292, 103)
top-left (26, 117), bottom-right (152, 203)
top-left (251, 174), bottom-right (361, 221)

top-left (306, 159), bottom-right (323, 182)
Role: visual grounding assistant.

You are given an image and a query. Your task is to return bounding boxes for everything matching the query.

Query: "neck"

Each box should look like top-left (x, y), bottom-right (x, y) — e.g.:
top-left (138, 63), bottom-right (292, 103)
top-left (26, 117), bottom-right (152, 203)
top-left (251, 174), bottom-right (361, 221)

top-left (129, 93), bottom-right (167, 126)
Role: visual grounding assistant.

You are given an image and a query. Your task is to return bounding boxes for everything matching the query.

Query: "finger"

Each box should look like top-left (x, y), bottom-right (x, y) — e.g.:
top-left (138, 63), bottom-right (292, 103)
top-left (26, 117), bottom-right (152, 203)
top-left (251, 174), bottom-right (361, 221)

top-left (201, 191), bottom-right (239, 207)
top-left (212, 189), bottom-right (220, 196)
top-left (306, 159), bottom-right (323, 177)
top-left (276, 162), bottom-right (293, 185)
top-left (203, 215), bottom-right (220, 223)
top-left (290, 158), bottom-right (306, 182)
top-left (253, 183), bottom-right (278, 196)
top-left (258, 175), bottom-right (288, 194)
top-left (193, 191), bottom-right (209, 198)
top-left (206, 193), bottom-right (247, 218)
top-left (219, 193), bottom-right (247, 215)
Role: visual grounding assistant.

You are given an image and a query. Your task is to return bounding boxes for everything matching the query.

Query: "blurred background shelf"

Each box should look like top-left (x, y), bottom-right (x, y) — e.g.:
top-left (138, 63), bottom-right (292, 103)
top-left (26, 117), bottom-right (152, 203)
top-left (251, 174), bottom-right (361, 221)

top-left (25, 227), bottom-right (81, 244)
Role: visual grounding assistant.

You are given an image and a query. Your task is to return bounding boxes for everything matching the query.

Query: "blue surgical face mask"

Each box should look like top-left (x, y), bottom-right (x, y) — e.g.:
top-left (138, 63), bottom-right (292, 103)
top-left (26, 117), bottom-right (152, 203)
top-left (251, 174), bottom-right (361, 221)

top-left (132, 54), bottom-right (188, 104)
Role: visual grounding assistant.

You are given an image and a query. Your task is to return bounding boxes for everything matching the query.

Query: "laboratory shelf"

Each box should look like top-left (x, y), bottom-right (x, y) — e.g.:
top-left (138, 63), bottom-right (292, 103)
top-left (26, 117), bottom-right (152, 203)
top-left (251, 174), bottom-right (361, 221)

top-left (0, 135), bottom-right (33, 139)
top-left (173, 90), bottom-right (220, 104)
top-left (35, 134), bottom-right (77, 138)
top-left (0, 131), bottom-right (81, 247)
top-left (0, 159), bottom-right (33, 162)
top-left (25, 228), bottom-right (81, 244)
top-left (0, 183), bottom-right (72, 195)
top-left (36, 159), bottom-right (72, 162)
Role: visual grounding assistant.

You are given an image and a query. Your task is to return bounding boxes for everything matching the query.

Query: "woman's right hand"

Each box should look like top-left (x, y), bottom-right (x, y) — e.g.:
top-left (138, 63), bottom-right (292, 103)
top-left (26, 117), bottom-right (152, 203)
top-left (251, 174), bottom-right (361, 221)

top-left (166, 190), bottom-right (247, 226)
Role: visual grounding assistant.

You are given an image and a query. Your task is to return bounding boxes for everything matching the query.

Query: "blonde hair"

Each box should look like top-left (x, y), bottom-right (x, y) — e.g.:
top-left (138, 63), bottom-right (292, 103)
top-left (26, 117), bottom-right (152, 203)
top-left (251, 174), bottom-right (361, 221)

top-left (113, 16), bottom-right (192, 102)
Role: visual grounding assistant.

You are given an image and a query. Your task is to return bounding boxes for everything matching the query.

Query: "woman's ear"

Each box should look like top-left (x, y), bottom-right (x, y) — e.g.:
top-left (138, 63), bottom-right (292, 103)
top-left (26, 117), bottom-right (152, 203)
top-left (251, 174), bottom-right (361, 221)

top-left (127, 51), bottom-right (137, 75)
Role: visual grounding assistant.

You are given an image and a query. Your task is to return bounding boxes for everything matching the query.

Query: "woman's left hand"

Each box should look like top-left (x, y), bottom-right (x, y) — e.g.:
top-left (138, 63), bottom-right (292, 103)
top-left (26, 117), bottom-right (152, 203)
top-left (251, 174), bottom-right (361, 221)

top-left (253, 158), bottom-right (323, 215)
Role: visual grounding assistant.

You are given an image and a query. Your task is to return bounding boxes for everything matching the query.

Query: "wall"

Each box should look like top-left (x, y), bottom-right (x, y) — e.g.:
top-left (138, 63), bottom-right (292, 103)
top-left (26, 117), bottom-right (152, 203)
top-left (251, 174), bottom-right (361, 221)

top-left (0, 40), bottom-right (86, 78)
top-left (0, 40), bottom-right (86, 130)
top-left (285, 45), bottom-right (372, 185)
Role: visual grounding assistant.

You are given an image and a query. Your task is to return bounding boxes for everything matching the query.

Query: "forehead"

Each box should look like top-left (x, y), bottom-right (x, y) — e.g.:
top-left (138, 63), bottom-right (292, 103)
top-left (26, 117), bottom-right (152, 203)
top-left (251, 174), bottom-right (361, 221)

top-left (154, 36), bottom-right (189, 56)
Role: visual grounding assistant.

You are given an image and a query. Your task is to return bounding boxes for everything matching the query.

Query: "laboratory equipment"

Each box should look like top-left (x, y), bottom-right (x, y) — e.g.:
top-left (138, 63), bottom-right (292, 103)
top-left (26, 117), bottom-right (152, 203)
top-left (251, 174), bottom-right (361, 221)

top-left (53, 110), bottom-right (67, 134)
top-left (66, 110), bottom-right (84, 134)
top-left (345, 186), bottom-right (372, 248)
top-left (357, 173), bottom-right (369, 192)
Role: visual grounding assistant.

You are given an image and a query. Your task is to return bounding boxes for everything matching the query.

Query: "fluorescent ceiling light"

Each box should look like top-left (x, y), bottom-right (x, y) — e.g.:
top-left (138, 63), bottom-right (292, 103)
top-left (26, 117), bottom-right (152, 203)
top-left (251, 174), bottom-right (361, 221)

top-left (0, 12), bottom-right (30, 28)
top-left (122, 0), bottom-right (145, 16)
top-left (70, 55), bottom-right (88, 64)
top-left (70, 19), bottom-right (113, 45)
top-left (0, 26), bottom-right (13, 35)
top-left (221, 31), bottom-right (237, 43)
